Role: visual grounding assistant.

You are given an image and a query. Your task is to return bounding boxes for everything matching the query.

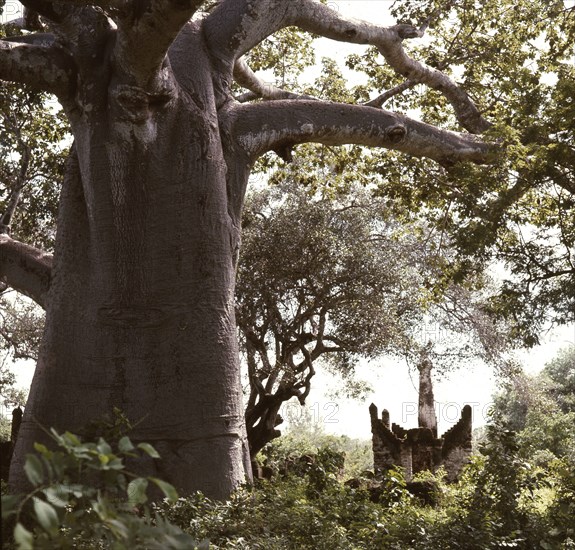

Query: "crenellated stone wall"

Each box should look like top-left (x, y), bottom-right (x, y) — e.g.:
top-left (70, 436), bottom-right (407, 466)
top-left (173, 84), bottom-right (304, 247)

top-left (0, 406), bottom-right (23, 482)
top-left (370, 403), bottom-right (472, 482)
top-left (441, 404), bottom-right (473, 481)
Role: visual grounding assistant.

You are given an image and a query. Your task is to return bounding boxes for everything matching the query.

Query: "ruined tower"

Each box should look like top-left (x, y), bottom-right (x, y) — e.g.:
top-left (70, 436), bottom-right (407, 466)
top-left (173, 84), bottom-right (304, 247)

top-left (370, 359), bottom-right (472, 481)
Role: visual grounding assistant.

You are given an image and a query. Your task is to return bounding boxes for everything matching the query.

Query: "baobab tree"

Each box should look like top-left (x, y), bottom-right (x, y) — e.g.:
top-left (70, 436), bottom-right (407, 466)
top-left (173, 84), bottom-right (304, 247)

top-left (0, 0), bottom-right (492, 499)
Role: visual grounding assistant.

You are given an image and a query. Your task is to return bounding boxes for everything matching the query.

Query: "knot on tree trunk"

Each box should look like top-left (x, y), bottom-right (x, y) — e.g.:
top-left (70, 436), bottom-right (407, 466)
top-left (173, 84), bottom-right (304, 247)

top-left (386, 124), bottom-right (407, 143)
top-left (393, 24), bottom-right (424, 40)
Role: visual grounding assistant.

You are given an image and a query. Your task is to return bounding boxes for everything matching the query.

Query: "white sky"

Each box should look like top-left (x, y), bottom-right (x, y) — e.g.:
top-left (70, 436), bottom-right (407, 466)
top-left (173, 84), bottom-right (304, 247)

top-left (305, 324), bottom-right (575, 439)
top-left (3, 0), bottom-right (575, 440)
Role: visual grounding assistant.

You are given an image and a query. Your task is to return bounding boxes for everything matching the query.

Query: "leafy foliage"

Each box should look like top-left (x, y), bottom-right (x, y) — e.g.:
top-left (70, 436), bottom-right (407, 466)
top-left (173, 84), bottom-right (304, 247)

top-left (238, 181), bottom-right (511, 456)
top-left (256, 407), bottom-right (373, 480)
top-left (354, 0), bottom-right (575, 342)
top-left (1, 429), bottom-right (204, 549)
top-left (0, 24), bottom-right (66, 370)
top-left (153, 345), bottom-right (575, 547)
top-left (0, 76), bottom-right (68, 250)
top-left (0, 293), bottom-right (44, 363)
top-left (157, 421), bottom-right (575, 549)
top-left (493, 345), bottom-right (575, 466)
top-left (0, 359), bottom-right (26, 442)
top-left (2, 390), bottom-right (575, 549)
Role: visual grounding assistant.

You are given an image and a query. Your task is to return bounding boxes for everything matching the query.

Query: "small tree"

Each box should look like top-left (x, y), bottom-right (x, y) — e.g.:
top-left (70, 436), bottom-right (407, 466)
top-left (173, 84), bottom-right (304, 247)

top-left (493, 345), bottom-right (575, 465)
top-left (238, 184), bottom-right (423, 455)
top-left (237, 183), bottom-right (509, 456)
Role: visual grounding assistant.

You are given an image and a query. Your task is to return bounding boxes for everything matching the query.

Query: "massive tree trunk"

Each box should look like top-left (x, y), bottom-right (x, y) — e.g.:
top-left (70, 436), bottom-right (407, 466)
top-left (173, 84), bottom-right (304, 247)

top-left (1, 0), bottom-right (494, 499)
top-left (10, 23), bottom-right (252, 500)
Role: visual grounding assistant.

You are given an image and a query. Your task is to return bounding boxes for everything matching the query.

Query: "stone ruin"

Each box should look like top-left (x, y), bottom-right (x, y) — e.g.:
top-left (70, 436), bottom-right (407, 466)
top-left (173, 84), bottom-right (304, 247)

top-left (0, 406), bottom-right (23, 482)
top-left (370, 358), bottom-right (472, 482)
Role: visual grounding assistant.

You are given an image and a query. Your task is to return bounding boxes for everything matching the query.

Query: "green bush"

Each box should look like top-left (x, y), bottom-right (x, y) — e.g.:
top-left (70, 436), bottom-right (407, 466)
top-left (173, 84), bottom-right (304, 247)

top-left (158, 448), bottom-right (401, 550)
top-left (159, 429), bottom-right (575, 549)
top-left (255, 410), bottom-right (372, 480)
top-left (1, 429), bottom-right (204, 549)
top-left (3, 420), bottom-right (574, 549)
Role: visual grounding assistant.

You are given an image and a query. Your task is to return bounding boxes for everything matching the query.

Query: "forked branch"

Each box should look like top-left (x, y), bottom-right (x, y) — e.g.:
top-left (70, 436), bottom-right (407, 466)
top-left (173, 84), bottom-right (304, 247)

top-left (205, 0), bottom-right (489, 133)
top-left (114, 0), bottom-right (205, 87)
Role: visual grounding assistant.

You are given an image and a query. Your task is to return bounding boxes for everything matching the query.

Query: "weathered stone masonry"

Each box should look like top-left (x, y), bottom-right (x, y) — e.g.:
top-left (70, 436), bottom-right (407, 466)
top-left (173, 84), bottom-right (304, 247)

top-left (0, 406), bottom-right (22, 482)
top-left (370, 354), bottom-right (473, 481)
top-left (370, 403), bottom-right (472, 482)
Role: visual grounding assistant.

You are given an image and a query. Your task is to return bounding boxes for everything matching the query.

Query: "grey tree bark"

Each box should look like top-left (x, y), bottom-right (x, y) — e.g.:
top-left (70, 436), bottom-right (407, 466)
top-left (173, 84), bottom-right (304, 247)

top-left (1, 0), bottom-right (493, 499)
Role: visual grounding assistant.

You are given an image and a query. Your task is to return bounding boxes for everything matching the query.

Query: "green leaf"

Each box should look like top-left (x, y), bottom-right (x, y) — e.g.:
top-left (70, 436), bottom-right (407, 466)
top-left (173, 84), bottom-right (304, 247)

top-left (24, 454), bottom-right (44, 486)
top-left (127, 477), bottom-right (149, 506)
top-left (106, 457), bottom-right (126, 470)
top-left (33, 442), bottom-right (49, 455)
top-left (137, 442), bottom-right (161, 458)
top-left (33, 497), bottom-right (60, 534)
top-left (14, 523), bottom-right (34, 550)
top-left (55, 483), bottom-right (86, 499)
top-left (49, 427), bottom-right (65, 444)
top-left (106, 518), bottom-right (130, 539)
top-left (62, 431), bottom-right (82, 446)
top-left (118, 436), bottom-right (135, 453)
top-left (93, 493), bottom-right (114, 521)
top-left (97, 438), bottom-right (113, 455)
top-left (150, 477), bottom-right (179, 502)
top-left (43, 486), bottom-right (69, 508)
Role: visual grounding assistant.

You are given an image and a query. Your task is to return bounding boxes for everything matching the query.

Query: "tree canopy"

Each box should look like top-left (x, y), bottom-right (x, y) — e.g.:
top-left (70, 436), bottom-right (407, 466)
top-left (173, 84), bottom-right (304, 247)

top-left (342, 0), bottom-right (575, 344)
top-left (493, 345), bottom-right (575, 465)
top-left (234, 0), bottom-right (575, 346)
top-left (238, 182), bottom-right (511, 456)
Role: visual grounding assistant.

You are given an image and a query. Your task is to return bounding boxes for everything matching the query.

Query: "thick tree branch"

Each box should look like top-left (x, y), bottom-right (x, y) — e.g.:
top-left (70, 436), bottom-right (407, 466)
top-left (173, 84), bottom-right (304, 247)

top-left (52, 0), bottom-right (127, 7)
top-left (3, 33), bottom-right (56, 47)
top-left (227, 100), bottom-right (495, 166)
top-left (0, 39), bottom-right (75, 96)
top-left (204, 0), bottom-right (392, 60)
top-left (19, 0), bottom-right (126, 22)
top-left (292, 2), bottom-right (489, 132)
top-left (0, 235), bottom-right (52, 308)
top-left (205, 0), bottom-right (489, 133)
top-left (373, 41), bottom-right (489, 134)
top-left (20, 0), bottom-right (61, 24)
top-left (204, 0), bottom-right (283, 60)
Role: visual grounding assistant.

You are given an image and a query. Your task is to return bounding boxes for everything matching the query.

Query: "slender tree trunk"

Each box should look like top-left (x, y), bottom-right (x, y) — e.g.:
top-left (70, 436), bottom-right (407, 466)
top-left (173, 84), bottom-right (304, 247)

top-left (10, 30), bottom-right (252, 499)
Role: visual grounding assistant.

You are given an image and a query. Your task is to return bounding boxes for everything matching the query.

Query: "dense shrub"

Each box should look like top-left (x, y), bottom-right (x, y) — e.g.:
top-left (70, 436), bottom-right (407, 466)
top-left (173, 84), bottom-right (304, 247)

top-left (2, 418), bottom-right (574, 549)
top-left (1, 429), bottom-right (203, 549)
top-left (158, 425), bottom-right (575, 549)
